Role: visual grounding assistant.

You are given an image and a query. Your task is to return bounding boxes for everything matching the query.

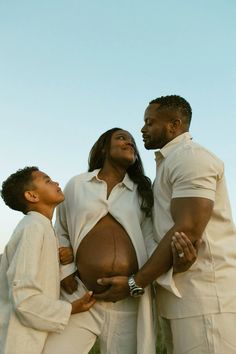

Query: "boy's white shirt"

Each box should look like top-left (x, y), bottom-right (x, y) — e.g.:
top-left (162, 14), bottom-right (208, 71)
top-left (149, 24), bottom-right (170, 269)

top-left (0, 211), bottom-right (71, 354)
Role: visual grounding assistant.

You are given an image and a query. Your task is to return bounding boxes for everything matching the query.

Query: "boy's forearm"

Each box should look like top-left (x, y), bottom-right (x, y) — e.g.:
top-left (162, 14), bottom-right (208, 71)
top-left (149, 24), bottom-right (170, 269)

top-left (14, 291), bottom-right (72, 333)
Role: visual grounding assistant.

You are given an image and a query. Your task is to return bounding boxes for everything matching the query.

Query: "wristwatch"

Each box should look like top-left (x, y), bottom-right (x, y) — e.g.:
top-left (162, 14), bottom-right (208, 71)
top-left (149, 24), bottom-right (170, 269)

top-left (128, 275), bottom-right (145, 297)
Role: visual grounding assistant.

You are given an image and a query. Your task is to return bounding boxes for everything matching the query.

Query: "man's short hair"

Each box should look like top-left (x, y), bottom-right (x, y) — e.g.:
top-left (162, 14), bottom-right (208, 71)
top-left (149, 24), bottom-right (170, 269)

top-left (149, 95), bottom-right (192, 126)
top-left (1, 166), bottom-right (39, 214)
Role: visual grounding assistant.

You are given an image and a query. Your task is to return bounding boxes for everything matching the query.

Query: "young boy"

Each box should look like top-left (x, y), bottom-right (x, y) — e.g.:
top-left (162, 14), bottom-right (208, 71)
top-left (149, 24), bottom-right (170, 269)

top-left (0, 167), bottom-right (95, 354)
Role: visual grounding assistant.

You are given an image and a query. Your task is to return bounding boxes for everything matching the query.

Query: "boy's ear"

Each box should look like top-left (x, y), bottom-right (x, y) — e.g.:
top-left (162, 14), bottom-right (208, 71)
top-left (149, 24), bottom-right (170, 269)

top-left (24, 190), bottom-right (39, 203)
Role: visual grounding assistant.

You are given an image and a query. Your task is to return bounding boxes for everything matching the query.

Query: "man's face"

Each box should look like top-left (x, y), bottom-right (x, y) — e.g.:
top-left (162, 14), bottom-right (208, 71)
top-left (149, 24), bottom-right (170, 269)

top-left (141, 104), bottom-right (173, 150)
top-left (31, 171), bottom-right (65, 206)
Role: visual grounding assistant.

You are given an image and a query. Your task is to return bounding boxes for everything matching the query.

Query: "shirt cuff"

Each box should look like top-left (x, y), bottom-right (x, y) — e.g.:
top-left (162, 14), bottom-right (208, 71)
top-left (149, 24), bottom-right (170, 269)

top-left (60, 263), bottom-right (77, 281)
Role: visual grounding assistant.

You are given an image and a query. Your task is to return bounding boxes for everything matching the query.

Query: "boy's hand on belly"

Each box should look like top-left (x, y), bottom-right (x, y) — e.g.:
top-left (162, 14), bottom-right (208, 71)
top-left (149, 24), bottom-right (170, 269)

top-left (61, 273), bottom-right (78, 294)
top-left (71, 291), bottom-right (96, 314)
top-left (93, 276), bottom-right (129, 302)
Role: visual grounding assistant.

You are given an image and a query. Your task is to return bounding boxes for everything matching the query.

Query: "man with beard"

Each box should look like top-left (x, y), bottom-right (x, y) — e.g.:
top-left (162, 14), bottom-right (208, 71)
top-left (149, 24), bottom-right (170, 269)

top-left (96, 96), bottom-right (236, 354)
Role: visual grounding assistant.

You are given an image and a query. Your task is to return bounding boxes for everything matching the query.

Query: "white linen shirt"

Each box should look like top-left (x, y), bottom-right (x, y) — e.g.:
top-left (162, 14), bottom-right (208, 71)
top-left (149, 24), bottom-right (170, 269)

top-left (56, 169), bottom-right (156, 279)
top-left (55, 169), bottom-right (157, 354)
top-left (0, 212), bottom-right (71, 354)
top-left (153, 132), bottom-right (236, 319)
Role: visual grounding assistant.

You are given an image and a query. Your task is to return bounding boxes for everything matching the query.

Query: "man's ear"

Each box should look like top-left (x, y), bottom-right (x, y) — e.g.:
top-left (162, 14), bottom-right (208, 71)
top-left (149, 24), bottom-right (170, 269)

top-left (24, 190), bottom-right (39, 203)
top-left (168, 118), bottom-right (182, 133)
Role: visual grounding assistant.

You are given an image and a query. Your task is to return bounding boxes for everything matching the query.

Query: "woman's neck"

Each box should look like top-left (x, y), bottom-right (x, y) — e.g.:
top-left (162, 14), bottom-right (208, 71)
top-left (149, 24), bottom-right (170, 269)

top-left (98, 164), bottom-right (127, 198)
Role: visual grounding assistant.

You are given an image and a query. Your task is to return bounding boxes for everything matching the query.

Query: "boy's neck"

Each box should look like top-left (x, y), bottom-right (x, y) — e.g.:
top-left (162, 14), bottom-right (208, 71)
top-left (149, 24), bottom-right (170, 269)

top-left (28, 205), bottom-right (55, 221)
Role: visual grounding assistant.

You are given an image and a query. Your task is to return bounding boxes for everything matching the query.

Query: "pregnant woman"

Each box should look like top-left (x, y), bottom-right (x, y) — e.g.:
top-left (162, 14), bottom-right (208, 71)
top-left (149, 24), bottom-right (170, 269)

top-left (43, 127), bottom-right (157, 354)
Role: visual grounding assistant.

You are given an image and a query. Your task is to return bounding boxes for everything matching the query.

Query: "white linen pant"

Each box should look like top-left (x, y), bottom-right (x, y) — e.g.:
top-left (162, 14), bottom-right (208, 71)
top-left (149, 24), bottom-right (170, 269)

top-left (161, 312), bottom-right (236, 354)
top-left (43, 278), bottom-right (139, 354)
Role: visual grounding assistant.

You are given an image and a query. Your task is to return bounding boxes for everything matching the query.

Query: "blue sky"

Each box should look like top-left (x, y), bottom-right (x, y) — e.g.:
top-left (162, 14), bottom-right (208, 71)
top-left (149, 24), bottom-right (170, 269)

top-left (1, 0), bottom-right (236, 252)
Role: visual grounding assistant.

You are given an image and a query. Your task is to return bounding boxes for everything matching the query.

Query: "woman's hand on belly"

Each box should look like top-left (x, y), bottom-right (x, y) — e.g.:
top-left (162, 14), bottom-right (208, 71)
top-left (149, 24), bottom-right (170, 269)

top-left (93, 275), bottom-right (130, 302)
top-left (59, 246), bottom-right (74, 265)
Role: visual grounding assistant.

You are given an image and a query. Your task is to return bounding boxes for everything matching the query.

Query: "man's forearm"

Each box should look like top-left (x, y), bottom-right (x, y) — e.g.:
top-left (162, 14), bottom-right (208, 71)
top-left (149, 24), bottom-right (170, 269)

top-left (135, 227), bottom-right (175, 288)
top-left (135, 197), bottom-right (213, 288)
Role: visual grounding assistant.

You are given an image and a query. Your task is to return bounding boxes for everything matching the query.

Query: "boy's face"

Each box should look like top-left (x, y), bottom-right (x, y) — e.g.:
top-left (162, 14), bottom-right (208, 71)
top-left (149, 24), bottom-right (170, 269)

top-left (30, 170), bottom-right (64, 206)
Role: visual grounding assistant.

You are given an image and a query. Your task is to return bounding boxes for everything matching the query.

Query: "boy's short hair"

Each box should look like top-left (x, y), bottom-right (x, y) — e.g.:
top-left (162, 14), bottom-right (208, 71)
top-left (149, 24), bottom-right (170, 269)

top-left (1, 166), bottom-right (39, 214)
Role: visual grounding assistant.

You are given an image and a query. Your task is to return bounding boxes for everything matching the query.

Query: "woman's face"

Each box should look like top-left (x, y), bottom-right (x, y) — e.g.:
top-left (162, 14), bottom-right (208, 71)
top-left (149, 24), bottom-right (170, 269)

top-left (106, 129), bottom-right (137, 167)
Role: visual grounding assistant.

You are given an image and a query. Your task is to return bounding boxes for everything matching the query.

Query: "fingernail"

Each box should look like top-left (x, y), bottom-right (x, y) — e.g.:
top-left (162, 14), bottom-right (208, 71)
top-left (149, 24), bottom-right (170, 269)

top-left (97, 279), bottom-right (102, 284)
top-left (172, 236), bottom-right (176, 241)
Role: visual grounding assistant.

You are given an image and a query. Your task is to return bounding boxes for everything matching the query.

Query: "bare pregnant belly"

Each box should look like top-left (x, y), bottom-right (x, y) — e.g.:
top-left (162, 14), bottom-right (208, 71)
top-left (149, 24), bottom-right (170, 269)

top-left (76, 214), bottom-right (138, 293)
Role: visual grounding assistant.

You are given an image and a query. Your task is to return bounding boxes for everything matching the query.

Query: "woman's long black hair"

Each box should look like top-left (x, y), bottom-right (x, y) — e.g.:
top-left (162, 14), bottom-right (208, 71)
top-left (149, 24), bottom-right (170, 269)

top-left (88, 127), bottom-right (153, 216)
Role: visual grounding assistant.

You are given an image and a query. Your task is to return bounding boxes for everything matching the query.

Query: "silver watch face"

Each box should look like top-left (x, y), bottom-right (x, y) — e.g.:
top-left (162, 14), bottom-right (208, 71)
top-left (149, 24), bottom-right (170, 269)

top-left (131, 288), bottom-right (145, 297)
top-left (128, 275), bottom-right (144, 297)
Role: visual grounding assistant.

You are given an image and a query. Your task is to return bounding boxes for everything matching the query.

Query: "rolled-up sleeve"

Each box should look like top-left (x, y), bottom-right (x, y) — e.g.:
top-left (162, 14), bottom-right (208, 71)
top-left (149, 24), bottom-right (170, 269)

top-left (168, 145), bottom-right (223, 201)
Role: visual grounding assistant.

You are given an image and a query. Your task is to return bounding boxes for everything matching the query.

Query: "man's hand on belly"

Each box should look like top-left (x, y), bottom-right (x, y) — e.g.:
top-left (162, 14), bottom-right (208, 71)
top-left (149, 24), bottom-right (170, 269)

top-left (93, 275), bottom-right (129, 302)
top-left (61, 273), bottom-right (78, 294)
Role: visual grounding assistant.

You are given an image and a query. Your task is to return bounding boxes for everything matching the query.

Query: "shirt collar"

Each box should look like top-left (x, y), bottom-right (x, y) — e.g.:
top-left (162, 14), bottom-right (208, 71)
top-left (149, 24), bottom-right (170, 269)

top-left (27, 211), bottom-right (52, 226)
top-left (122, 173), bottom-right (134, 191)
top-left (84, 169), bottom-right (101, 181)
top-left (155, 132), bottom-right (192, 162)
top-left (85, 169), bottom-right (134, 191)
